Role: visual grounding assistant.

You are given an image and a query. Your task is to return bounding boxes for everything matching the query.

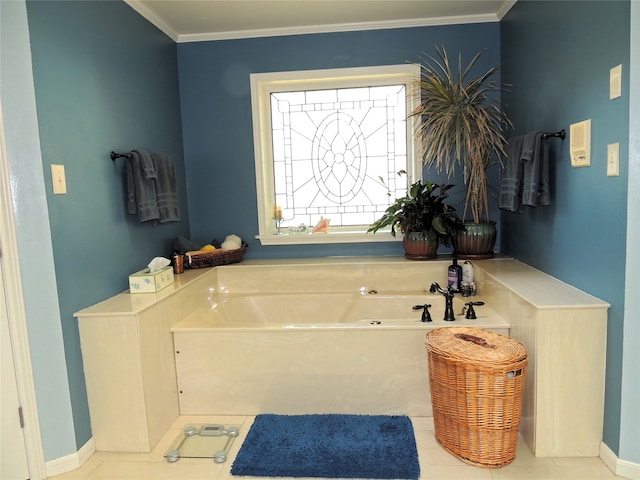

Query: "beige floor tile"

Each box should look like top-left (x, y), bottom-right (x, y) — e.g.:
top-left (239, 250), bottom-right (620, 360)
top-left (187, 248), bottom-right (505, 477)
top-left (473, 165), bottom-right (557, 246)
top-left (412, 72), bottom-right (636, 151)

top-left (410, 416), bottom-right (435, 432)
top-left (47, 416), bottom-right (623, 480)
top-left (419, 465), bottom-right (494, 480)
top-left (418, 444), bottom-right (471, 467)
top-left (550, 456), bottom-right (619, 467)
top-left (86, 460), bottom-right (221, 480)
top-left (88, 450), bottom-right (158, 464)
top-left (491, 462), bottom-right (626, 479)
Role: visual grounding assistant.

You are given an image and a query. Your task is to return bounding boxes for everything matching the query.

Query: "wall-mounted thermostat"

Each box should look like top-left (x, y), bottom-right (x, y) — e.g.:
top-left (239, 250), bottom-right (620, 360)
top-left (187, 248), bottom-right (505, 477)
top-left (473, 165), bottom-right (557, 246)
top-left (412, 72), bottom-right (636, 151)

top-left (570, 119), bottom-right (591, 167)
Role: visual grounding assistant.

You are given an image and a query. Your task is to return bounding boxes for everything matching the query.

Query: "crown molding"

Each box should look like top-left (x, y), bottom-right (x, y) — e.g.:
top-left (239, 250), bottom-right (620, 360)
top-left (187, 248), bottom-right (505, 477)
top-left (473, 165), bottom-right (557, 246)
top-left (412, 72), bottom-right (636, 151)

top-left (124, 0), bottom-right (180, 42)
top-left (176, 13), bottom-right (499, 43)
top-left (123, 1), bottom-right (516, 44)
top-left (496, 0), bottom-right (517, 20)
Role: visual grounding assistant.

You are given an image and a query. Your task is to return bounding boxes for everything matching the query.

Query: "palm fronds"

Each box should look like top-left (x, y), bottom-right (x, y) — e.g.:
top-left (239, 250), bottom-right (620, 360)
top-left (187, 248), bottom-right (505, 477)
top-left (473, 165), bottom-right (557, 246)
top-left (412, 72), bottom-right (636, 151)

top-left (410, 46), bottom-right (512, 223)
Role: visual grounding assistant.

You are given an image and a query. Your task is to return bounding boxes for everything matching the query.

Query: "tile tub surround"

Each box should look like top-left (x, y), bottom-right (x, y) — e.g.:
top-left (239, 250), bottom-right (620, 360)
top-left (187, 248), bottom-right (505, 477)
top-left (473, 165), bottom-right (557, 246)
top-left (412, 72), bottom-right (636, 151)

top-left (473, 261), bottom-right (610, 458)
top-left (75, 268), bottom-right (217, 452)
top-left (75, 256), bottom-right (608, 458)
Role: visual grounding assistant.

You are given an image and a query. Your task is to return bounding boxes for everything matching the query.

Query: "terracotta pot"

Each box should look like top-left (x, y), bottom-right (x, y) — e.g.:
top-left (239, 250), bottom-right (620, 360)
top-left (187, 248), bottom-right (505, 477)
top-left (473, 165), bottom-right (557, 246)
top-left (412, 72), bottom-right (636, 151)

top-left (403, 232), bottom-right (439, 260)
top-left (452, 221), bottom-right (497, 259)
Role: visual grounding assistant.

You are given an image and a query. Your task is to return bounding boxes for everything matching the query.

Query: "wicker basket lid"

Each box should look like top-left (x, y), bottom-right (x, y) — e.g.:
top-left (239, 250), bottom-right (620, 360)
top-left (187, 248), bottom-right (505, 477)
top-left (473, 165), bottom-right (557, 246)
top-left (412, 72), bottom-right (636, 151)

top-left (425, 327), bottom-right (527, 365)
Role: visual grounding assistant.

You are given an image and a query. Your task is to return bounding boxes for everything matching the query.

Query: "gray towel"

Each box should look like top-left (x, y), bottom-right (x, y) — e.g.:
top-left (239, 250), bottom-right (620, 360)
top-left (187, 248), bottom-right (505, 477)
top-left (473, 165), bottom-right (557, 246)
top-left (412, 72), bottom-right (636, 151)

top-left (538, 141), bottom-right (551, 205)
top-left (150, 152), bottom-right (180, 223)
top-left (522, 131), bottom-right (547, 206)
top-left (520, 131), bottom-right (539, 163)
top-left (499, 135), bottom-right (525, 212)
top-left (126, 149), bottom-right (159, 222)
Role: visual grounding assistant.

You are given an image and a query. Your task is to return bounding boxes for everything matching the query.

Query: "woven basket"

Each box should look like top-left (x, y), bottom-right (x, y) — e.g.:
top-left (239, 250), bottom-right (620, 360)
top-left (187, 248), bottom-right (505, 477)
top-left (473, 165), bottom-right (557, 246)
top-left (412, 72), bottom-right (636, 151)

top-left (184, 242), bottom-right (248, 269)
top-left (425, 327), bottom-right (528, 468)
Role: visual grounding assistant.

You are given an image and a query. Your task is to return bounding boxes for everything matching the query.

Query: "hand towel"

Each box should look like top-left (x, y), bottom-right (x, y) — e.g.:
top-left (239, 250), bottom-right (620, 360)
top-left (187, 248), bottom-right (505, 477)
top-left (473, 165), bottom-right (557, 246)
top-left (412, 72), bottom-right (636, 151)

top-left (520, 131), bottom-right (539, 164)
top-left (538, 140), bottom-right (551, 205)
top-left (150, 152), bottom-right (180, 223)
top-left (126, 149), bottom-right (159, 222)
top-left (499, 135), bottom-right (525, 212)
top-left (522, 131), bottom-right (546, 206)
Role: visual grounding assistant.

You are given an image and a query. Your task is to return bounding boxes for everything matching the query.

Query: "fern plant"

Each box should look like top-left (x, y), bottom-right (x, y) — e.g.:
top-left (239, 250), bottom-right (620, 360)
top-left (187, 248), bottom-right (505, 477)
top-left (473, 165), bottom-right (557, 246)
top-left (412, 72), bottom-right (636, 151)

top-left (367, 179), bottom-right (464, 247)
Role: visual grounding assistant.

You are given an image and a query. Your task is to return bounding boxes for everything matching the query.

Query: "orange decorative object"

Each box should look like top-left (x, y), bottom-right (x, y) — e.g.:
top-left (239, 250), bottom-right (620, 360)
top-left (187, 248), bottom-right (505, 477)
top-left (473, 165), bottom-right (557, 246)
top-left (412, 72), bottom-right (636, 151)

top-left (312, 217), bottom-right (330, 233)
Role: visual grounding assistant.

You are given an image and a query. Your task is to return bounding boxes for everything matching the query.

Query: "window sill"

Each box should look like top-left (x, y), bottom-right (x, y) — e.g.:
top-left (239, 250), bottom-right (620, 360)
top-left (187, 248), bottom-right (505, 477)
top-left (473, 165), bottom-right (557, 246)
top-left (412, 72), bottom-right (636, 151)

top-left (256, 231), bottom-right (401, 246)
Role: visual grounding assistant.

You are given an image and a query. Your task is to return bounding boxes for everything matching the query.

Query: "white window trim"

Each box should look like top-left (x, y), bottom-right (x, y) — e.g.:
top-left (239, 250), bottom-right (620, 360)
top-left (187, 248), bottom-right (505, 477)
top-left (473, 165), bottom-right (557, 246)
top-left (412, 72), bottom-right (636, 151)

top-left (250, 64), bottom-right (421, 245)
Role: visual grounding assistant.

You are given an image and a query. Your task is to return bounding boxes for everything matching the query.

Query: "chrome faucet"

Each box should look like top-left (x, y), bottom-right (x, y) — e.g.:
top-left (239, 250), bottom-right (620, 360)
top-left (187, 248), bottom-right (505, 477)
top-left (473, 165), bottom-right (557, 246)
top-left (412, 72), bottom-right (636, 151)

top-left (429, 282), bottom-right (456, 321)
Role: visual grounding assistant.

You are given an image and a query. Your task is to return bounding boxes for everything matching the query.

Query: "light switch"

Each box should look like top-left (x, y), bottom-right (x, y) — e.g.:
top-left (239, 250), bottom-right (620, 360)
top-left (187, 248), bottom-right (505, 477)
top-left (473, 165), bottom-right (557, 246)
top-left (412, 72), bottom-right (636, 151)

top-left (607, 143), bottom-right (620, 177)
top-left (51, 164), bottom-right (67, 194)
top-left (610, 64), bottom-right (622, 100)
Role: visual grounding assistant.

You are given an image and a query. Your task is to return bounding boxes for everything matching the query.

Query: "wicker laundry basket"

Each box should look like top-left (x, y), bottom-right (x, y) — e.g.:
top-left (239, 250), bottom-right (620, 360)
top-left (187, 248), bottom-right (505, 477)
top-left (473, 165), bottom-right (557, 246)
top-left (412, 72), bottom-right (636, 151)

top-left (425, 327), bottom-right (528, 468)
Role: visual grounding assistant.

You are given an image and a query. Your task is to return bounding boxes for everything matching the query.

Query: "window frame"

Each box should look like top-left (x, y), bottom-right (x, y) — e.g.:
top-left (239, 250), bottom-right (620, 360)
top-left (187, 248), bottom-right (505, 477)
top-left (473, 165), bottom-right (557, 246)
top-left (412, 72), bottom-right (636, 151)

top-left (250, 64), bottom-right (421, 245)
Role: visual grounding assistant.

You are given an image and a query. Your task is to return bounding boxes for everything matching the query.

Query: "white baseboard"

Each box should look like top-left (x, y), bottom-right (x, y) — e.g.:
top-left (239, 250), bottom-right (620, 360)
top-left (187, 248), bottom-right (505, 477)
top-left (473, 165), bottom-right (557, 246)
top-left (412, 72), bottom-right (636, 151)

top-left (45, 437), bottom-right (95, 478)
top-left (600, 441), bottom-right (640, 480)
top-left (77, 436), bottom-right (96, 465)
top-left (618, 459), bottom-right (640, 480)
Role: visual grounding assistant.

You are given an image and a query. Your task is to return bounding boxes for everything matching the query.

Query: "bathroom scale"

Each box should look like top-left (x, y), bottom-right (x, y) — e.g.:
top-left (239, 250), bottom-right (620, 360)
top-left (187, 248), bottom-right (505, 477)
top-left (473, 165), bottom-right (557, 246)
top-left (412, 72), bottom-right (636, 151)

top-left (164, 424), bottom-right (240, 463)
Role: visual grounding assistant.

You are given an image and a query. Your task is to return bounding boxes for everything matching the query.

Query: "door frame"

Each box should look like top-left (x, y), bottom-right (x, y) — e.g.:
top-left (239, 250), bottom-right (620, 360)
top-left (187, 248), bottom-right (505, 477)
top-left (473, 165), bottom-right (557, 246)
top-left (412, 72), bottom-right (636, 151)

top-left (0, 103), bottom-right (46, 479)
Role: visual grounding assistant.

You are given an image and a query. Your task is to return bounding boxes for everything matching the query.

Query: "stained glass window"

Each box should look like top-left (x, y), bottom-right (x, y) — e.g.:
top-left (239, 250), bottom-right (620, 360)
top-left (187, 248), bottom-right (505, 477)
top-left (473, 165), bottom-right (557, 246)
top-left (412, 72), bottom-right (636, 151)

top-left (271, 85), bottom-right (408, 228)
top-left (251, 64), bottom-right (420, 244)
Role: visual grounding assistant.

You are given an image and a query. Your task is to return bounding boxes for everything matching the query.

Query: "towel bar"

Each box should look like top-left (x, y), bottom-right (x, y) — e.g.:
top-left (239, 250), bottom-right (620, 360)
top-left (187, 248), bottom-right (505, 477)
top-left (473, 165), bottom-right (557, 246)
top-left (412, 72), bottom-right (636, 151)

top-left (542, 129), bottom-right (566, 140)
top-left (110, 151), bottom-right (133, 161)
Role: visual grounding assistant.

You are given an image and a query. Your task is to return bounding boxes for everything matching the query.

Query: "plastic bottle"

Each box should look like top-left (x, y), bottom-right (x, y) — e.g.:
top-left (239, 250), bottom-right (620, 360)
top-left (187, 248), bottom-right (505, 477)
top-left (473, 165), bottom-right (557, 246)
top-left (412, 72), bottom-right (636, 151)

top-left (462, 261), bottom-right (474, 283)
top-left (462, 261), bottom-right (476, 296)
top-left (447, 259), bottom-right (462, 292)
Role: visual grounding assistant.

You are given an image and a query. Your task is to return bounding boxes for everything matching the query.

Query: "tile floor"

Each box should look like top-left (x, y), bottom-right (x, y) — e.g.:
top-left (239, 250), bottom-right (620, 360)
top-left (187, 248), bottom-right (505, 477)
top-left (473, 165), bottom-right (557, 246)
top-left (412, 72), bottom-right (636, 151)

top-left (49, 415), bottom-right (627, 480)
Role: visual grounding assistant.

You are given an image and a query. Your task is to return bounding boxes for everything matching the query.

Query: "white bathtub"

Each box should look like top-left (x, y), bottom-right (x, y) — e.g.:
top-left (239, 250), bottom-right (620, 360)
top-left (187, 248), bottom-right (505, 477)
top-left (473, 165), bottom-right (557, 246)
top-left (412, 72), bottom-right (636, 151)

top-left (201, 293), bottom-right (355, 327)
top-left (189, 292), bottom-right (504, 327)
top-left (172, 291), bottom-right (509, 416)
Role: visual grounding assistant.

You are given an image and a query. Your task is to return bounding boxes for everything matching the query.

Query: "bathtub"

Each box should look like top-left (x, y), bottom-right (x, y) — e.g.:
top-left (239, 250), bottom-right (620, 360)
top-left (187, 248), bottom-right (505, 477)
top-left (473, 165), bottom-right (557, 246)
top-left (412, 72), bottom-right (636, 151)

top-left (172, 291), bottom-right (509, 416)
top-left (77, 256), bottom-right (609, 455)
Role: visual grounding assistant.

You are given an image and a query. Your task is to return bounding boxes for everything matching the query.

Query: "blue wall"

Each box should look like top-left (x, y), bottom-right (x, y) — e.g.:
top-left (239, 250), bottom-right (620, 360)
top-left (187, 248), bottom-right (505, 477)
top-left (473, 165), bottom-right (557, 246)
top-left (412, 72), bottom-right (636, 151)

top-left (25, 0), bottom-right (189, 448)
top-left (16, 0), bottom-right (636, 467)
top-left (500, 1), bottom-right (630, 454)
top-left (1, 0), bottom-right (77, 461)
top-left (177, 24), bottom-right (501, 258)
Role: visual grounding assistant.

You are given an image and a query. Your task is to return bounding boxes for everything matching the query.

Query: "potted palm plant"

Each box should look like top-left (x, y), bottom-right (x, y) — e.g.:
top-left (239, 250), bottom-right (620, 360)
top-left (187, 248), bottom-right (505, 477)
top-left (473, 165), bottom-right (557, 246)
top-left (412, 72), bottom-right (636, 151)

top-left (367, 178), bottom-right (464, 260)
top-left (411, 46), bottom-right (512, 258)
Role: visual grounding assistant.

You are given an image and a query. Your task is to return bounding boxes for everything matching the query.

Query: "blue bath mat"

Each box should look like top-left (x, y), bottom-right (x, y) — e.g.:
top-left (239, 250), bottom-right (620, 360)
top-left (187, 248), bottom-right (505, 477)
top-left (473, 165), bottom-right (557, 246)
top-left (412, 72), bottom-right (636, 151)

top-left (231, 414), bottom-right (420, 479)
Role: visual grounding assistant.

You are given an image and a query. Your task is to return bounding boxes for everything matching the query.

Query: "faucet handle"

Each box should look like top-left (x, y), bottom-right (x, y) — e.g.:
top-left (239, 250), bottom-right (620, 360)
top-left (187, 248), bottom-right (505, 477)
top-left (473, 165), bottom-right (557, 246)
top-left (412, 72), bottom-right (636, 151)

top-left (464, 301), bottom-right (485, 319)
top-left (413, 304), bottom-right (432, 322)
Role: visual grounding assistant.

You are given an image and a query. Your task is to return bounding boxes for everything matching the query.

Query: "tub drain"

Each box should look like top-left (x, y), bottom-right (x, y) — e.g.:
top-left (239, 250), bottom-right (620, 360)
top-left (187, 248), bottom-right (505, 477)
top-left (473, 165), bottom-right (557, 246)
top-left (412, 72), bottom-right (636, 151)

top-left (369, 320), bottom-right (382, 325)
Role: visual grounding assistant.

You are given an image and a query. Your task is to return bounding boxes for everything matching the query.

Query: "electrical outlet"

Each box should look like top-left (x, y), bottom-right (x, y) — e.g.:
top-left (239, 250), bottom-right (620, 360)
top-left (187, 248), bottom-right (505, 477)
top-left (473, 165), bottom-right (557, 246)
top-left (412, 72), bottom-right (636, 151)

top-left (610, 64), bottom-right (622, 100)
top-left (607, 143), bottom-right (620, 177)
top-left (51, 164), bottom-right (67, 194)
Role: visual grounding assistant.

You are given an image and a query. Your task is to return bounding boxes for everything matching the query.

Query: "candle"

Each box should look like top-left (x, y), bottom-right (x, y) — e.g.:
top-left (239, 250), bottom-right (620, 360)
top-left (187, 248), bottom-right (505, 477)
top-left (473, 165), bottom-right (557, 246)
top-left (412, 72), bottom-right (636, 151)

top-left (273, 205), bottom-right (283, 220)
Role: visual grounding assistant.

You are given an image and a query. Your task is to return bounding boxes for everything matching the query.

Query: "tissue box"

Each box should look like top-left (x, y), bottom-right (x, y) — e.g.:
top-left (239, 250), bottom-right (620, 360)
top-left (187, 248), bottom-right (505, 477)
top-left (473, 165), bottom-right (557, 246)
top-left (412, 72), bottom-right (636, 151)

top-left (128, 266), bottom-right (174, 293)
